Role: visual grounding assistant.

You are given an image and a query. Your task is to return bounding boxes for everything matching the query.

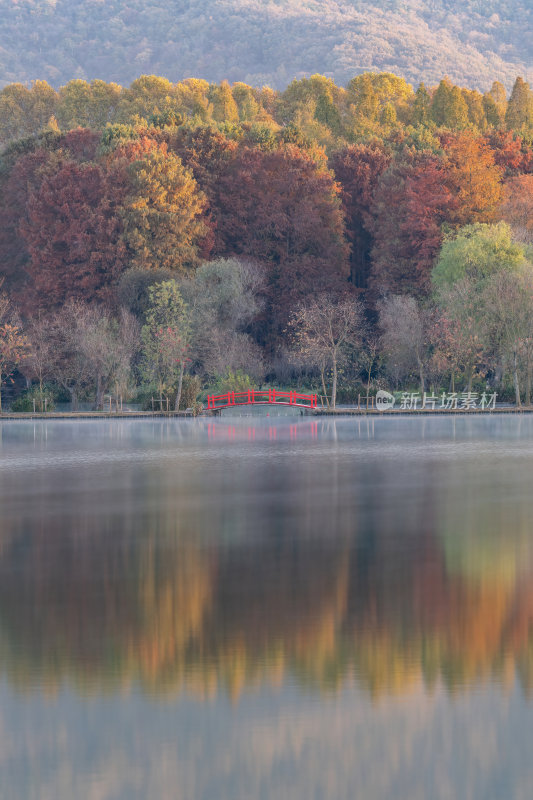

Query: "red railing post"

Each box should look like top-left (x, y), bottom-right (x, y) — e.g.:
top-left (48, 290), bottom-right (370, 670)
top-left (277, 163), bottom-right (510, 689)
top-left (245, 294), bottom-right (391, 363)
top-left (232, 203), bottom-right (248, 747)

top-left (273, 389), bottom-right (276, 404)
top-left (247, 388), bottom-right (251, 404)
top-left (251, 389), bottom-right (255, 404)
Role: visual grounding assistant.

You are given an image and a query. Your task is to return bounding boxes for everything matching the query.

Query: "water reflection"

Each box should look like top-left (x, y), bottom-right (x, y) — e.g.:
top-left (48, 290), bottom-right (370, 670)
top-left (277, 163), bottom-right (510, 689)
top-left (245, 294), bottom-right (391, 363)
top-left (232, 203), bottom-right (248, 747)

top-left (0, 417), bottom-right (533, 701)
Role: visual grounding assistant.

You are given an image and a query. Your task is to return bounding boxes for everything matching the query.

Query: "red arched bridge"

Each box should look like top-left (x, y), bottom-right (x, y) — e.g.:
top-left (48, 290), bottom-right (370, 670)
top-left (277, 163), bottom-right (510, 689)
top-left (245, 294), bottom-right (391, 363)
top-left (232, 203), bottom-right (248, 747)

top-left (206, 389), bottom-right (318, 411)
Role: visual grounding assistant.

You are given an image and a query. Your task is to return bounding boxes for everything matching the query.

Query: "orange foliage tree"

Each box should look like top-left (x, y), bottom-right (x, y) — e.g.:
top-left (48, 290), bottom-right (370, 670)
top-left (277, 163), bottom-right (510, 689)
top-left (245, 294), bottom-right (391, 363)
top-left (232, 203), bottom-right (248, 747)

top-left (442, 132), bottom-right (503, 227)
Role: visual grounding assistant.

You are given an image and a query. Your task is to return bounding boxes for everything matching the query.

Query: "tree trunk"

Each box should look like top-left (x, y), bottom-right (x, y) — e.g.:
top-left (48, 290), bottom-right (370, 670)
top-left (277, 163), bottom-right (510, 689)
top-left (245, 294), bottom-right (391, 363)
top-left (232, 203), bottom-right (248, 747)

top-left (95, 375), bottom-right (104, 411)
top-left (320, 365), bottom-right (329, 408)
top-left (513, 350), bottom-right (521, 407)
top-left (417, 357), bottom-right (425, 395)
top-left (527, 351), bottom-right (532, 407)
top-left (175, 361), bottom-right (185, 411)
top-left (69, 387), bottom-right (78, 411)
top-left (366, 356), bottom-right (374, 396)
top-left (466, 365), bottom-right (473, 393)
top-left (331, 357), bottom-right (338, 410)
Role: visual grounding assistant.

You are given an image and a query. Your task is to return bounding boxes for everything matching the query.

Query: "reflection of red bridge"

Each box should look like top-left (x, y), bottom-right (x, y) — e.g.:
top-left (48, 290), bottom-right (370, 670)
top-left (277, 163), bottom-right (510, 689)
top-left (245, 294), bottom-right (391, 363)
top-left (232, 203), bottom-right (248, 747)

top-left (207, 421), bottom-right (319, 440)
top-left (206, 389), bottom-right (318, 411)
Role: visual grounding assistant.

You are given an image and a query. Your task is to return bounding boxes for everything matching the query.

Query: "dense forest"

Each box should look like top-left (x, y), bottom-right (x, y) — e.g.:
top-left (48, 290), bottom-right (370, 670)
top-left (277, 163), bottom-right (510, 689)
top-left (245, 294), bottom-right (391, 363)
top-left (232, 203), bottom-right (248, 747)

top-left (1, 69), bottom-right (533, 409)
top-left (0, 0), bottom-right (532, 91)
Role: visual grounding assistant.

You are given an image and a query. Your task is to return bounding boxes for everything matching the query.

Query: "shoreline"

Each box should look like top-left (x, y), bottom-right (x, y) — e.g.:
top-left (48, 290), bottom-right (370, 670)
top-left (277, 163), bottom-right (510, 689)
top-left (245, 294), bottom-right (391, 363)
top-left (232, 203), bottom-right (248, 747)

top-left (0, 407), bottom-right (532, 420)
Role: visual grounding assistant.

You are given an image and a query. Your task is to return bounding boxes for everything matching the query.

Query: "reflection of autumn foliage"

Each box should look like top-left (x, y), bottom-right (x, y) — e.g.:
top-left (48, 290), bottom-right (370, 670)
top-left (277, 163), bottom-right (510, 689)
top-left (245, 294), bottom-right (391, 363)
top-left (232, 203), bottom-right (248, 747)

top-left (1, 507), bottom-right (533, 701)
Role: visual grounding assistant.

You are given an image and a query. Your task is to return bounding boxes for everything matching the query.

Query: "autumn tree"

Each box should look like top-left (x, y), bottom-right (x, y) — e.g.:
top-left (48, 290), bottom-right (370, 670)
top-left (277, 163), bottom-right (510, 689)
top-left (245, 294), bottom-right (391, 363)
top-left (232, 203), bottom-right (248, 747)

top-left (209, 81), bottom-right (239, 124)
top-left (169, 126), bottom-right (239, 258)
top-left (482, 92), bottom-right (502, 128)
top-left (120, 142), bottom-right (206, 273)
top-left (346, 72), bottom-right (413, 133)
top-left (57, 79), bottom-right (123, 130)
top-left (118, 75), bottom-right (181, 123)
top-left (485, 81), bottom-right (507, 125)
top-left (331, 142), bottom-right (391, 287)
top-left (369, 151), bottom-right (455, 297)
top-left (288, 293), bottom-right (365, 408)
top-left (412, 83), bottom-right (432, 126)
top-left (279, 74), bottom-right (344, 143)
top-left (430, 79), bottom-right (469, 129)
top-left (442, 132), bottom-right (503, 226)
top-left (141, 280), bottom-right (191, 410)
top-left (20, 160), bottom-right (127, 309)
top-left (486, 130), bottom-right (533, 177)
top-left (213, 142), bottom-right (349, 340)
top-left (0, 81), bottom-right (58, 146)
top-left (0, 136), bottom-right (71, 301)
top-left (505, 77), bottom-right (533, 133)
top-left (175, 78), bottom-right (212, 122)
top-left (462, 89), bottom-right (487, 130)
top-left (231, 83), bottom-right (262, 122)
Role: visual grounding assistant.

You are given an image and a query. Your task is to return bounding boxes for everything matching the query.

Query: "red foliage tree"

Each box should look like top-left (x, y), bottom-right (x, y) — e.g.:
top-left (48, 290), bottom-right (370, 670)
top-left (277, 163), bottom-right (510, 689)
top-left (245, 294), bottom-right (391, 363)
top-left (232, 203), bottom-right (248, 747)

top-left (485, 130), bottom-right (533, 177)
top-left (213, 143), bottom-right (350, 338)
top-left (369, 152), bottom-right (455, 298)
top-left (170, 126), bottom-right (239, 258)
top-left (21, 161), bottom-right (128, 310)
top-left (0, 130), bottom-right (108, 307)
top-left (330, 142), bottom-right (391, 288)
top-left (61, 128), bottom-right (101, 163)
top-left (0, 148), bottom-right (58, 302)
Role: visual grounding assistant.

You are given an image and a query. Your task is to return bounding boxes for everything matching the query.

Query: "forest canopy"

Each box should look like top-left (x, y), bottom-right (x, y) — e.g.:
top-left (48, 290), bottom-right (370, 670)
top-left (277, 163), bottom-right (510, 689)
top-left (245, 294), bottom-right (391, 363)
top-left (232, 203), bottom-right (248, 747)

top-left (1, 67), bottom-right (533, 409)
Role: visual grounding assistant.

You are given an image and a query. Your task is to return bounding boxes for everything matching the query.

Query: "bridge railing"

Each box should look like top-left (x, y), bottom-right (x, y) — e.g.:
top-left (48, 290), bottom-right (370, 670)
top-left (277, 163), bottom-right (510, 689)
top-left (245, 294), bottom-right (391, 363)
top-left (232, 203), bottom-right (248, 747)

top-left (206, 389), bottom-right (317, 410)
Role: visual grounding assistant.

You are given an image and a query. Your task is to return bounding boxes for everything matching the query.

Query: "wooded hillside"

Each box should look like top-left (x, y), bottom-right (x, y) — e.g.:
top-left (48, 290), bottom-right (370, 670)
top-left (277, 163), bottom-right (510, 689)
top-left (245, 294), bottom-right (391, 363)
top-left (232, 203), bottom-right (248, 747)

top-left (0, 0), bottom-right (531, 91)
top-left (1, 68), bottom-right (533, 409)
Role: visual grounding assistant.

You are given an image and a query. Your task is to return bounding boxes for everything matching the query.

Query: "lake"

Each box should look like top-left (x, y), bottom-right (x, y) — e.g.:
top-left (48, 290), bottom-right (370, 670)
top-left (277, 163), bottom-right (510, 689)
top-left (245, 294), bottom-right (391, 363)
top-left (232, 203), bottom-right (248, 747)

top-left (1, 415), bottom-right (533, 799)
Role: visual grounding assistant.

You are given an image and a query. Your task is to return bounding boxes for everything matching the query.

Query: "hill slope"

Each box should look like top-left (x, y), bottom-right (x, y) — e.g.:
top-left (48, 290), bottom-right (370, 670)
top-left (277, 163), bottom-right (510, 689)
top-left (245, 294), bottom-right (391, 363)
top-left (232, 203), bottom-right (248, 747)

top-left (0, 0), bottom-right (531, 90)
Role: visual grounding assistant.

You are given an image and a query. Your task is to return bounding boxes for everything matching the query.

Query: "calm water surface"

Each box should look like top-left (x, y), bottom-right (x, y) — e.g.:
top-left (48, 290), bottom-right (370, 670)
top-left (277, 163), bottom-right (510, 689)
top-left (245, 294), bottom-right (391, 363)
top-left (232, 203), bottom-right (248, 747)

top-left (1, 415), bottom-right (533, 799)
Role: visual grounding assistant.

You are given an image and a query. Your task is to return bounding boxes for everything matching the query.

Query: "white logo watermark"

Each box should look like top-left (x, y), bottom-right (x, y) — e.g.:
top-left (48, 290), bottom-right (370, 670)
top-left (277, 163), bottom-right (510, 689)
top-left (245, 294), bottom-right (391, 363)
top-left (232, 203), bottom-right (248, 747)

top-left (378, 390), bottom-right (498, 411)
top-left (375, 390), bottom-right (396, 411)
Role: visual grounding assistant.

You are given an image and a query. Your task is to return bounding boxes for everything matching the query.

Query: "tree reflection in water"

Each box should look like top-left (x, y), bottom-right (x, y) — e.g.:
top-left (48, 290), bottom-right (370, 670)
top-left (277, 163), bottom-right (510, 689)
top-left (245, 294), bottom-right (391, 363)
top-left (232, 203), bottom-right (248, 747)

top-left (0, 416), bottom-right (532, 701)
